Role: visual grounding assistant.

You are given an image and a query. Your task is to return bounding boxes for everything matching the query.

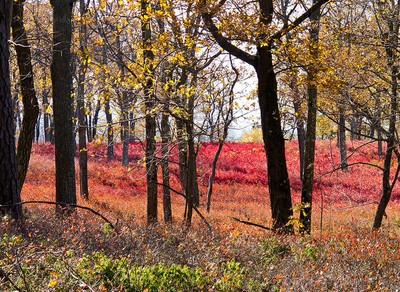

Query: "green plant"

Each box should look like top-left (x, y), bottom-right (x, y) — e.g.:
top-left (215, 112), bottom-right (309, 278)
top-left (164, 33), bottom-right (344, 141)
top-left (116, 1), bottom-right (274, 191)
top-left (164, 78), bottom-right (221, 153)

top-left (260, 237), bottom-right (291, 265)
top-left (213, 260), bottom-right (248, 291)
top-left (77, 252), bottom-right (209, 291)
top-left (297, 244), bottom-right (322, 261)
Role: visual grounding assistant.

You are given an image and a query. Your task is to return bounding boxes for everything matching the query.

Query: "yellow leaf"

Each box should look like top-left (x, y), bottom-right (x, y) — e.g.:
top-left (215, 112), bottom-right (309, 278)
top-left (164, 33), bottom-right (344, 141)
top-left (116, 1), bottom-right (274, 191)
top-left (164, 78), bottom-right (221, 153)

top-left (48, 280), bottom-right (58, 288)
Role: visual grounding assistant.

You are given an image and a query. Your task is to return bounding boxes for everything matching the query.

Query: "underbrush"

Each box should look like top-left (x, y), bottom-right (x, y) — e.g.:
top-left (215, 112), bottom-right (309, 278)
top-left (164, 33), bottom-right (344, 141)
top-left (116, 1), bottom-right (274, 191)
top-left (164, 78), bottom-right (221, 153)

top-left (1, 208), bottom-right (400, 291)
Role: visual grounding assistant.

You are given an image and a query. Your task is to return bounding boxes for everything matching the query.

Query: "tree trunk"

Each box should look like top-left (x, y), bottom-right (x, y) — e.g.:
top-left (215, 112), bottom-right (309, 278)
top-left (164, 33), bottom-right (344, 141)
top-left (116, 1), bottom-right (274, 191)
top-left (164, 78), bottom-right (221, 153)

top-left (184, 120), bottom-right (197, 225)
top-left (12, 0), bottom-right (39, 193)
top-left (35, 112), bottom-right (40, 142)
top-left (293, 99), bottom-right (305, 179)
top-left (142, 0), bottom-right (158, 225)
top-left (257, 45), bottom-right (293, 232)
top-left (129, 111), bottom-right (136, 141)
top-left (176, 116), bottom-right (188, 195)
top-left (187, 93), bottom-right (200, 209)
top-left (105, 97), bottom-right (113, 160)
top-left (338, 106), bottom-right (348, 171)
top-left (161, 111), bottom-right (172, 222)
top-left (87, 104), bottom-right (93, 142)
top-left (373, 10), bottom-right (399, 228)
top-left (100, 42), bottom-right (113, 160)
top-left (42, 87), bottom-right (53, 143)
top-left (121, 114), bottom-right (129, 166)
top-left (0, 0), bottom-right (22, 219)
top-left (116, 28), bottom-right (129, 167)
top-left (299, 1), bottom-right (320, 234)
top-left (77, 0), bottom-right (89, 200)
top-left (50, 0), bottom-right (77, 213)
top-left (350, 111), bottom-right (359, 140)
top-left (206, 62), bottom-right (236, 213)
top-left (92, 98), bottom-right (100, 139)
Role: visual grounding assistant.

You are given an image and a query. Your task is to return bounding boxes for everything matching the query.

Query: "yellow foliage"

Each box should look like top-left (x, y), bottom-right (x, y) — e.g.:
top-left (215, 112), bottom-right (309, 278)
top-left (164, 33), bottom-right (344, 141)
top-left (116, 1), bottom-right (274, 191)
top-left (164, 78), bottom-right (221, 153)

top-left (238, 128), bottom-right (263, 143)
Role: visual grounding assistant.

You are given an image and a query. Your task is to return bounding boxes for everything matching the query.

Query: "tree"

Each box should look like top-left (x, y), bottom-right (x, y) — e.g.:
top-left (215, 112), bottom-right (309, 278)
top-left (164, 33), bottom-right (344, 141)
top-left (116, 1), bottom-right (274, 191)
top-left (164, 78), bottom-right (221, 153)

top-left (299, 0), bottom-right (321, 234)
top-left (141, 0), bottom-right (158, 224)
top-left (0, 0), bottom-right (22, 218)
top-left (76, 0), bottom-right (89, 200)
top-left (50, 0), bottom-right (77, 213)
top-left (372, 0), bottom-right (400, 230)
top-left (12, 0), bottom-right (39, 192)
top-left (200, 0), bottom-right (330, 232)
top-left (206, 58), bottom-right (238, 212)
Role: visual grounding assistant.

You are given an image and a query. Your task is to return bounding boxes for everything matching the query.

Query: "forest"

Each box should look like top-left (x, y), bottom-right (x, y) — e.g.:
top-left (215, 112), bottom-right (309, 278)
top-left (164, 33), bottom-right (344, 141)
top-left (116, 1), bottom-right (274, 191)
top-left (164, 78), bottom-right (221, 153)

top-left (1, 0), bottom-right (400, 290)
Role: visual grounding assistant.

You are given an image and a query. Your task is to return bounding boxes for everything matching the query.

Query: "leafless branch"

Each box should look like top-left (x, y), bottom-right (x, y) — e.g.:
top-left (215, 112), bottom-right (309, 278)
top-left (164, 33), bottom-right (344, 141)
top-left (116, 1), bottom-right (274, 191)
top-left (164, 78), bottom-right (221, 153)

top-left (0, 201), bottom-right (117, 231)
top-left (231, 217), bottom-right (274, 231)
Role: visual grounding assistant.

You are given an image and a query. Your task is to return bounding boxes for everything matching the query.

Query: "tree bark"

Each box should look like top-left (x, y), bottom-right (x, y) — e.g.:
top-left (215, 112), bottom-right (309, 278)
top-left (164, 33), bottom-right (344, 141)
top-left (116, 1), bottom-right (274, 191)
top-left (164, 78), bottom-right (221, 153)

top-left (299, 0), bottom-right (320, 234)
top-left (0, 0), bottom-right (22, 219)
top-left (338, 106), bottom-right (348, 170)
top-left (42, 86), bottom-right (53, 143)
top-left (293, 99), bottom-right (305, 179)
top-left (257, 44), bottom-right (293, 232)
top-left (12, 0), bottom-right (39, 193)
top-left (77, 0), bottom-right (88, 200)
top-left (50, 0), bottom-right (77, 213)
top-left (142, 0), bottom-right (158, 224)
top-left (373, 5), bottom-right (399, 228)
top-left (161, 111), bottom-right (172, 222)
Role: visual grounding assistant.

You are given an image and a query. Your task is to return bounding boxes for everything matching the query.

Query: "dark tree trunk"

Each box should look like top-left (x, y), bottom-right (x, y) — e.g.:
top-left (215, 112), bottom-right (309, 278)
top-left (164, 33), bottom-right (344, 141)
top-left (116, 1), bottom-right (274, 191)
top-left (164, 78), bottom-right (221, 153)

top-left (142, 0), bottom-right (158, 224)
top-left (105, 97), bottom-right (113, 160)
top-left (35, 113), bottom-right (40, 142)
top-left (176, 116), bottom-right (188, 195)
top-left (77, 0), bottom-right (88, 200)
top-left (293, 99), bottom-right (305, 179)
top-left (100, 43), bottom-right (113, 160)
top-left (161, 111), bottom-right (172, 222)
top-left (121, 113), bottom-right (129, 166)
top-left (338, 106), bottom-right (348, 171)
top-left (116, 30), bottom-right (129, 167)
top-left (187, 94), bottom-right (200, 208)
top-left (184, 117), bottom-right (200, 225)
top-left (50, 0), bottom-right (77, 213)
top-left (129, 111), bottom-right (136, 141)
top-left (299, 1), bottom-right (320, 234)
top-left (350, 111), bottom-right (359, 140)
top-left (257, 45), bottom-right (293, 232)
top-left (92, 98), bottom-right (100, 139)
top-left (87, 107), bottom-right (93, 142)
top-left (373, 11), bottom-right (399, 228)
top-left (42, 88), bottom-right (53, 143)
top-left (12, 0), bottom-right (39, 193)
top-left (0, 0), bottom-right (22, 219)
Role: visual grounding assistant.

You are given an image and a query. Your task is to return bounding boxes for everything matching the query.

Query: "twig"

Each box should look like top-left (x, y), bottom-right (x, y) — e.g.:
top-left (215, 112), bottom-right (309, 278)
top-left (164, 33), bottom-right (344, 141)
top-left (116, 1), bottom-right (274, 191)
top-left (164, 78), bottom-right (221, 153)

top-left (0, 267), bottom-right (22, 292)
top-left (231, 217), bottom-right (274, 231)
top-left (336, 201), bottom-right (379, 211)
top-left (61, 257), bottom-right (96, 292)
top-left (0, 201), bottom-right (116, 231)
top-left (157, 183), bottom-right (213, 234)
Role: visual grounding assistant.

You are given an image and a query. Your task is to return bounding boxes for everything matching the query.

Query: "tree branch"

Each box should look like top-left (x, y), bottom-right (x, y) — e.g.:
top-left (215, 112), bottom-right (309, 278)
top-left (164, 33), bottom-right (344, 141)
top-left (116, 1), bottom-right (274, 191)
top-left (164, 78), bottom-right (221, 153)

top-left (199, 1), bottom-right (257, 67)
top-left (157, 183), bottom-right (213, 234)
top-left (0, 201), bottom-right (117, 231)
top-left (271, 0), bottom-right (330, 41)
top-left (231, 217), bottom-right (274, 231)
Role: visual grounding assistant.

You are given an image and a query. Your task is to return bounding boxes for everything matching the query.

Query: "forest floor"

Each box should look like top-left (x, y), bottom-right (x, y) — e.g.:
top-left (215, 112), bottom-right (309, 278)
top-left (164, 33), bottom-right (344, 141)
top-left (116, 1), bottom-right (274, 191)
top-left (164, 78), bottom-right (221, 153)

top-left (1, 140), bottom-right (400, 291)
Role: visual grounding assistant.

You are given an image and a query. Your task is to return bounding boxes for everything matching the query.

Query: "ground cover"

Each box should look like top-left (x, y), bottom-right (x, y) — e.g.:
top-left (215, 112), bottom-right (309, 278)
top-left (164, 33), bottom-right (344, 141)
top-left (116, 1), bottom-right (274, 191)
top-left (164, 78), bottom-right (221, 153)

top-left (1, 140), bottom-right (400, 291)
